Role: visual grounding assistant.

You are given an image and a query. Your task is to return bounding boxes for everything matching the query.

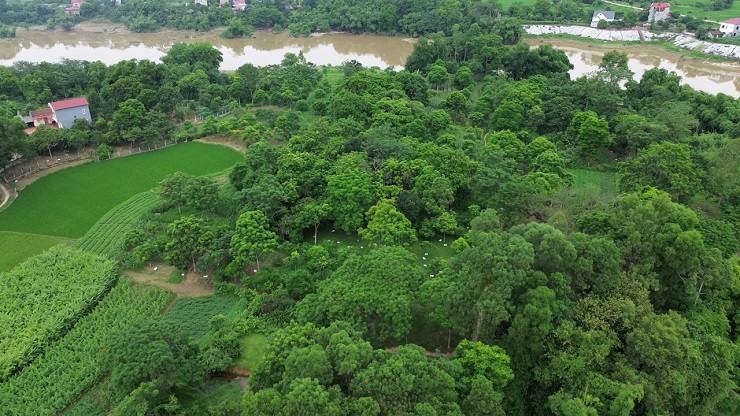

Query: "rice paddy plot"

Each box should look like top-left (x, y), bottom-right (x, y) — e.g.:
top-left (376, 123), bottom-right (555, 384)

top-left (0, 231), bottom-right (73, 272)
top-left (0, 142), bottom-right (242, 238)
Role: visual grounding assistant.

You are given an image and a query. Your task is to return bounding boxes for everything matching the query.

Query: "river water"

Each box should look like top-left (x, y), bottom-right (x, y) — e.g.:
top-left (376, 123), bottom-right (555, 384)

top-left (0, 28), bottom-right (414, 70)
top-left (528, 38), bottom-right (740, 98)
top-left (0, 28), bottom-right (738, 97)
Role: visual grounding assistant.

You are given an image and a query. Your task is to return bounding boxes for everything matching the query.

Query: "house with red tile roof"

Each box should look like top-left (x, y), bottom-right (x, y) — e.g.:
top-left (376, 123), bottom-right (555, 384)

top-left (65, 0), bottom-right (83, 15)
top-left (48, 97), bottom-right (91, 129)
top-left (30, 108), bottom-right (55, 127)
top-left (232, 0), bottom-right (246, 11)
top-left (648, 3), bottom-right (671, 22)
top-left (719, 18), bottom-right (740, 37)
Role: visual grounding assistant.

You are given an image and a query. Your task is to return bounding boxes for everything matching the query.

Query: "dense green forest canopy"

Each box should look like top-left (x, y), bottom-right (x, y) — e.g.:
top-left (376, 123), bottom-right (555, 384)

top-left (0, 0), bottom-right (628, 35)
top-left (0, 6), bottom-right (738, 415)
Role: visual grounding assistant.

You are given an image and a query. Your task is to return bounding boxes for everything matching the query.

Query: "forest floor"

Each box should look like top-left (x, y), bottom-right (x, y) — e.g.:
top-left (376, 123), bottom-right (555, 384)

top-left (125, 264), bottom-right (215, 298)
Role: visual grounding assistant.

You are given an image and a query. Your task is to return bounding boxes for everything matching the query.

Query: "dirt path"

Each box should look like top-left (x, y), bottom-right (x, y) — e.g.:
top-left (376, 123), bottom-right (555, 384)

top-left (11, 158), bottom-right (91, 190)
top-left (126, 264), bottom-right (215, 298)
top-left (197, 136), bottom-right (246, 153)
top-left (0, 181), bottom-right (11, 210)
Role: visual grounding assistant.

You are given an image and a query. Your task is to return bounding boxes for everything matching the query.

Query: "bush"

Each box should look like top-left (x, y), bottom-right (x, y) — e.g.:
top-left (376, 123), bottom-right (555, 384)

top-left (97, 143), bottom-right (113, 160)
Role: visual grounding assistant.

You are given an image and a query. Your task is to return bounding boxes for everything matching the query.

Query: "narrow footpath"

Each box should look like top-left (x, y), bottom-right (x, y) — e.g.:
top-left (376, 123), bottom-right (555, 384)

top-left (0, 182), bottom-right (11, 210)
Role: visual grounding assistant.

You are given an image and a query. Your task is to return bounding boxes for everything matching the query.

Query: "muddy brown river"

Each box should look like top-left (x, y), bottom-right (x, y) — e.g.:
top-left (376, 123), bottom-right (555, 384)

top-left (0, 28), bottom-right (737, 97)
top-left (528, 38), bottom-right (740, 98)
top-left (0, 28), bottom-right (414, 70)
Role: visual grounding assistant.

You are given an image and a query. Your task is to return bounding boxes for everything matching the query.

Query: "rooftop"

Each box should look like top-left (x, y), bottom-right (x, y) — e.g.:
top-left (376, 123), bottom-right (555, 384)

top-left (723, 18), bottom-right (740, 25)
top-left (651, 3), bottom-right (670, 7)
top-left (31, 108), bottom-right (54, 119)
top-left (593, 11), bottom-right (616, 19)
top-left (49, 97), bottom-right (89, 111)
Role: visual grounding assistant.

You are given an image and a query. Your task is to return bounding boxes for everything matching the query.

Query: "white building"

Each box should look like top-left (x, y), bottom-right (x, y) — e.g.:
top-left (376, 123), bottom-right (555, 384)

top-left (719, 18), bottom-right (740, 37)
top-left (648, 3), bottom-right (671, 23)
top-left (194, 0), bottom-right (207, 5)
top-left (591, 11), bottom-right (616, 28)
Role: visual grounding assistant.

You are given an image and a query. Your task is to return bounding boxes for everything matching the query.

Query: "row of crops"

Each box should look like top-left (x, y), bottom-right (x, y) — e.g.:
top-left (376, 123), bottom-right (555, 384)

top-left (162, 296), bottom-right (247, 346)
top-left (74, 191), bottom-right (160, 256)
top-left (64, 296), bottom-right (249, 415)
top-left (0, 246), bottom-right (117, 381)
top-left (0, 279), bottom-right (172, 415)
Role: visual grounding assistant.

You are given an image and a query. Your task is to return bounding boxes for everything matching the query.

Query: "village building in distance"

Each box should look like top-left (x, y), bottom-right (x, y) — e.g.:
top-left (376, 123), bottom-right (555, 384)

top-left (719, 18), bottom-right (740, 37)
top-left (19, 97), bottom-right (92, 135)
top-left (648, 3), bottom-right (671, 23)
top-left (65, 0), bottom-right (83, 16)
top-left (590, 11), bottom-right (617, 28)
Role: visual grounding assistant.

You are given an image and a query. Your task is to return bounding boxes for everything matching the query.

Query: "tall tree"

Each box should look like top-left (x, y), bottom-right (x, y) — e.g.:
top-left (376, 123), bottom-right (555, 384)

top-left (620, 142), bottom-right (701, 204)
top-left (568, 111), bottom-right (611, 162)
top-left (297, 247), bottom-right (422, 344)
top-left (165, 215), bottom-right (215, 271)
top-left (326, 153), bottom-right (376, 232)
top-left (359, 199), bottom-right (417, 246)
top-left (230, 210), bottom-right (279, 271)
top-left (421, 227), bottom-right (535, 342)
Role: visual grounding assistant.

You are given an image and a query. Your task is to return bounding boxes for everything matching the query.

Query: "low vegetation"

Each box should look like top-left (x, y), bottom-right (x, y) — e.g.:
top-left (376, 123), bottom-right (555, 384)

top-left (0, 279), bottom-right (172, 416)
top-left (75, 191), bottom-right (159, 256)
top-left (0, 247), bottom-right (117, 381)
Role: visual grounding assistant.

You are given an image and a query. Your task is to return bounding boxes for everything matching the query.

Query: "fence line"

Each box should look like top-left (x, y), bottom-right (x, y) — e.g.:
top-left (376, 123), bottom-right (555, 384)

top-left (1, 107), bottom-right (234, 186)
top-left (2, 140), bottom-right (182, 185)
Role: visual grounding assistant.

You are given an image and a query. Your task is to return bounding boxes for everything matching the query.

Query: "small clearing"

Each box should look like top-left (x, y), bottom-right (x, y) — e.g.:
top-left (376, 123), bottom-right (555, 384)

top-left (197, 136), bottom-right (246, 153)
top-left (125, 264), bottom-right (214, 298)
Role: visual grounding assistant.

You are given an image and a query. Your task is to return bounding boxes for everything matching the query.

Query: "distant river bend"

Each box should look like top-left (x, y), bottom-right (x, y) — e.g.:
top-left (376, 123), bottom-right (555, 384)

top-left (0, 28), bottom-right (738, 97)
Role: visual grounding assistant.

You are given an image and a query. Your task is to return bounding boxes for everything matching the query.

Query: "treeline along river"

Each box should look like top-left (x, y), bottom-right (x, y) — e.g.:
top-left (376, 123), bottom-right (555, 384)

top-left (0, 28), bottom-right (738, 97)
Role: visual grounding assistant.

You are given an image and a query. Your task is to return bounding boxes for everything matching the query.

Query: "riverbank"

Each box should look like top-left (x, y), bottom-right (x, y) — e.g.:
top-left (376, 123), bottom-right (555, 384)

top-left (25, 20), bottom-right (131, 34)
top-left (0, 27), bottom-right (413, 69)
top-left (526, 36), bottom-right (740, 97)
top-left (524, 25), bottom-right (740, 60)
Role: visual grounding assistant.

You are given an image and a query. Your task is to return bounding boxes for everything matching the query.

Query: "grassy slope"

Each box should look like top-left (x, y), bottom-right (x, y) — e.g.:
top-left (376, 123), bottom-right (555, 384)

top-left (568, 168), bottom-right (619, 196)
top-left (0, 231), bottom-right (72, 272)
top-left (498, 0), bottom-right (537, 8)
top-left (0, 142), bottom-right (242, 238)
top-left (235, 333), bottom-right (270, 370)
top-left (162, 296), bottom-right (247, 346)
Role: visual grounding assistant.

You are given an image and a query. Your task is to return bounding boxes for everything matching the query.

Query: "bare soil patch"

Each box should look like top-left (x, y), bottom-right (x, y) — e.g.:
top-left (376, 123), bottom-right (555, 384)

top-left (197, 137), bottom-right (246, 153)
top-left (125, 264), bottom-right (215, 298)
top-left (0, 182), bottom-right (11, 210)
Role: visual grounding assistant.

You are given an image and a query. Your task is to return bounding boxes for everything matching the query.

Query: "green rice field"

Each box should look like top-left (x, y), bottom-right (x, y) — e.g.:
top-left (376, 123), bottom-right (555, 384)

top-left (0, 142), bottom-right (242, 238)
top-left (0, 231), bottom-right (72, 272)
